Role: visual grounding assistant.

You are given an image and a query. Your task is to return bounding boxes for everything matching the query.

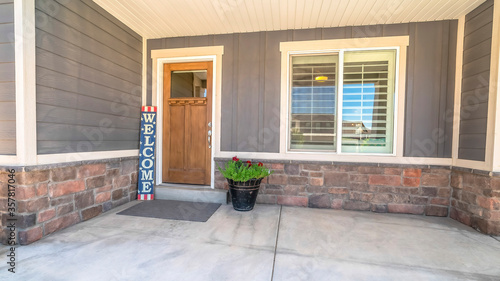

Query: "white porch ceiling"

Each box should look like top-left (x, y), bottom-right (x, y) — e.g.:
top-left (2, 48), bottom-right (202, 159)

top-left (93, 0), bottom-right (487, 39)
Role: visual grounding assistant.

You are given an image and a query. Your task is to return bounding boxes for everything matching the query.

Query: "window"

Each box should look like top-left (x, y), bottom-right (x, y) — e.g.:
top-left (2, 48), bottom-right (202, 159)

top-left (289, 49), bottom-right (397, 154)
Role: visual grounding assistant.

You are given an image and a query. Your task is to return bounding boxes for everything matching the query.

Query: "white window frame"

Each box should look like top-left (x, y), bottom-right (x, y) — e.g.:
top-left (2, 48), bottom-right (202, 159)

top-left (280, 36), bottom-right (409, 159)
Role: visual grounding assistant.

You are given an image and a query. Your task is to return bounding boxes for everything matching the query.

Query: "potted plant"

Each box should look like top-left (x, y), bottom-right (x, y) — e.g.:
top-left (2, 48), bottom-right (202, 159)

top-left (218, 156), bottom-right (273, 211)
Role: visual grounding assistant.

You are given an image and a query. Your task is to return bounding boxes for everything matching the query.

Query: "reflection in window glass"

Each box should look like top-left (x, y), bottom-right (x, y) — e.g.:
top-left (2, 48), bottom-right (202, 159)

top-left (171, 70), bottom-right (207, 98)
top-left (290, 55), bottom-right (338, 151)
top-left (342, 50), bottom-right (396, 154)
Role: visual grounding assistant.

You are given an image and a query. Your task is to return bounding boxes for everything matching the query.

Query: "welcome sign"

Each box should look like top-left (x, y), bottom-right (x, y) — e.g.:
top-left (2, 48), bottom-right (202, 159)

top-left (137, 106), bottom-right (157, 200)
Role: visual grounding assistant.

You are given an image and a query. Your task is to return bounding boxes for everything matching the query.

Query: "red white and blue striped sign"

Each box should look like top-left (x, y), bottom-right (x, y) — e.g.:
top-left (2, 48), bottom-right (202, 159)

top-left (137, 106), bottom-right (157, 201)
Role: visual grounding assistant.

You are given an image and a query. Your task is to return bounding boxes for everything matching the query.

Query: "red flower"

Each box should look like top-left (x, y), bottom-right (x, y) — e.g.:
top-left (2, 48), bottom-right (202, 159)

top-left (258, 162), bottom-right (263, 167)
top-left (246, 160), bottom-right (252, 167)
top-left (232, 156), bottom-right (239, 161)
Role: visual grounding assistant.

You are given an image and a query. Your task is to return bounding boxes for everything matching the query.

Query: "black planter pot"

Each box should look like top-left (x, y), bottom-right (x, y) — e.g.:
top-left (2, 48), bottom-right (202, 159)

top-left (227, 178), bottom-right (263, 211)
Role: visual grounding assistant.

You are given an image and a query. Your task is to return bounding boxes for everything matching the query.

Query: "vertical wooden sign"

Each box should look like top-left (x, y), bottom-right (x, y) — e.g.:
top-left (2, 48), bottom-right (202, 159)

top-left (137, 106), bottom-right (157, 200)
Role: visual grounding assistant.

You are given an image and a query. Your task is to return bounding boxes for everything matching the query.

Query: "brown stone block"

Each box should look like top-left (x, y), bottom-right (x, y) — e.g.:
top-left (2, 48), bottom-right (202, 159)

top-left (450, 173), bottom-right (463, 189)
top-left (16, 185), bottom-right (36, 200)
top-left (18, 197), bottom-right (49, 213)
top-left (421, 174), bottom-right (449, 187)
top-left (256, 194), bottom-right (277, 204)
top-left (425, 205), bottom-right (448, 217)
top-left (430, 197), bottom-right (449, 206)
top-left (462, 173), bottom-right (476, 186)
top-left (343, 201), bottom-right (371, 211)
top-left (461, 192), bottom-right (477, 205)
top-left (403, 177), bottom-right (420, 187)
top-left (437, 187), bottom-right (451, 198)
top-left (349, 191), bottom-right (374, 202)
top-left (328, 187), bottom-right (349, 194)
top-left (349, 174), bottom-right (369, 182)
top-left (81, 206), bottom-right (102, 221)
top-left (471, 217), bottom-right (500, 235)
top-left (2, 213), bottom-right (36, 229)
top-left (49, 180), bottom-right (85, 198)
top-left (393, 186), bottom-right (419, 195)
top-left (268, 174), bottom-right (287, 185)
top-left (56, 203), bottom-right (74, 216)
top-left (277, 195), bottom-right (308, 207)
top-left (113, 175), bottom-right (131, 188)
top-left (77, 164), bottom-right (106, 178)
top-left (288, 176), bottom-right (307, 185)
top-left (309, 177), bottom-right (324, 186)
top-left (95, 191), bottom-right (111, 204)
top-left (474, 175), bottom-right (491, 189)
top-left (477, 196), bottom-right (500, 210)
top-left (358, 166), bottom-right (383, 174)
top-left (112, 189), bottom-right (124, 200)
top-left (450, 207), bottom-right (471, 226)
top-left (492, 177), bottom-right (500, 190)
top-left (331, 199), bottom-right (343, 210)
top-left (95, 184), bottom-right (113, 193)
top-left (371, 204), bottom-right (388, 213)
top-left (36, 182), bottom-right (48, 197)
top-left (392, 194), bottom-right (411, 204)
top-left (421, 187), bottom-right (438, 197)
top-left (44, 212), bottom-right (80, 235)
top-left (410, 196), bottom-right (429, 205)
top-left (368, 175), bottom-right (401, 186)
top-left (309, 172), bottom-right (323, 178)
top-left (18, 226), bottom-right (43, 245)
top-left (283, 185), bottom-right (306, 195)
top-left (468, 205), bottom-right (484, 217)
top-left (372, 193), bottom-right (394, 203)
top-left (403, 168), bottom-right (422, 178)
top-left (483, 210), bottom-right (500, 221)
top-left (271, 163), bottom-right (284, 170)
top-left (51, 166), bottom-right (77, 182)
top-left (301, 164), bottom-right (321, 171)
top-left (324, 172), bottom-right (349, 187)
top-left (384, 168), bottom-right (402, 175)
top-left (284, 164), bottom-right (300, 175)
top-left (121, 159), bottom-right (138, 175)
top-left (17, 170), bottom-right (50, 185)
top-left (452, 188), bottom-right (461, 200)
top-left (387, 204), bottom-right (424, 215)
top-left (352, 182), bottom-right (377, 192)
top-left (308, 194), bottom-right (331, 208)
top-left (130, 172), bottom-right (138, 184)
top-left (86, 176), bottom-right (106, 189)
top-left (105, 168), bottom-right (120, 185)
top-left (38, 208), bottom-right (56, 223)
top-left (75, 191), bottom-right (94, 209)
top-left (50, 195), bottom-right (73, 207)
top-left (299, 171), bottom-right (308, 177)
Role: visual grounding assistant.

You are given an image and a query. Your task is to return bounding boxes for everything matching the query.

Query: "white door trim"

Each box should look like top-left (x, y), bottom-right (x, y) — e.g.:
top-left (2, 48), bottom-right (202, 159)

top-left (151, 46), bottom-right (224, 188)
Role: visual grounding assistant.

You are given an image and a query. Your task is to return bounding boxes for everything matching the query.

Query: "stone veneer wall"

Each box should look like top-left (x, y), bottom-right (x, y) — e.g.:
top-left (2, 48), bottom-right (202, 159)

top-left (0, 157), bottom-right (138, 245)
top-left (215, 160), bottom-right (452, 216)
top-left (450, 168), bottom-right (500, 234)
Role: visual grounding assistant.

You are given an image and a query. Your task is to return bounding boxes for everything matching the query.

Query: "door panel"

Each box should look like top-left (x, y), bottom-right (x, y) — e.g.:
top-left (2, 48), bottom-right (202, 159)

top-left (163, 62), bottom-right (212, 185)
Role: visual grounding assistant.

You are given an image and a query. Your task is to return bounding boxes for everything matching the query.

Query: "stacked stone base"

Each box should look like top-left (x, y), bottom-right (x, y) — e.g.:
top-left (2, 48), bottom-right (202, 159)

top-left (215, 159), bottom-right (500, 235)
top-left (450, 169), bottom-right (500, 234)
top-left (0, 157), bottom-right (138, 245)
top-left (216, 161), bottom-right (451, 216)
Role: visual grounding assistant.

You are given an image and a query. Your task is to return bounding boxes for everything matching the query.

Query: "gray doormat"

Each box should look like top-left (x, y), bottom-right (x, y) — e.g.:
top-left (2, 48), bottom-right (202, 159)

top-left (117, 200), bottom-right (221, 222)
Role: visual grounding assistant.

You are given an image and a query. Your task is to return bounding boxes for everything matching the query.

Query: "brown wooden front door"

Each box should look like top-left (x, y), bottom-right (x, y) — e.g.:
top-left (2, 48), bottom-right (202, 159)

top-left (162, 62), bottom-right (212, 185)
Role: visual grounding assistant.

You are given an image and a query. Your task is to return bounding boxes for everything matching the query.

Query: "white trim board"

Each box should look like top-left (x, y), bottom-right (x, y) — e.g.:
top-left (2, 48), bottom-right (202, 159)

top-left (151, 46), bottom-right (224, 188)
top-left (489, 0), bottom-right (500, 172)
top-left (36, 150), bottom-right (139, 165)
top-left (14, 0), bottom-right (37, 166)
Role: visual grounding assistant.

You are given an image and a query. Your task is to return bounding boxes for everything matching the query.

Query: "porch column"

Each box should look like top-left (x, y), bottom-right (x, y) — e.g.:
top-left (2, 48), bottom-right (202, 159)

top-left (14, 0), bottom-right (37, 166)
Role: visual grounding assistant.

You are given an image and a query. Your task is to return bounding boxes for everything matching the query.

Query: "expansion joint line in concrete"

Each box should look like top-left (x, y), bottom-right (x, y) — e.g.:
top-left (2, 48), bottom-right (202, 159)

top-left (271, 205), bottom-right (283, 281)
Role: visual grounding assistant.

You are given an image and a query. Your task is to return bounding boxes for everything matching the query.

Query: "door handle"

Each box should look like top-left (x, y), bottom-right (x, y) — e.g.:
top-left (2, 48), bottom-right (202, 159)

top-left (208, 130), bottom-right (212, 149)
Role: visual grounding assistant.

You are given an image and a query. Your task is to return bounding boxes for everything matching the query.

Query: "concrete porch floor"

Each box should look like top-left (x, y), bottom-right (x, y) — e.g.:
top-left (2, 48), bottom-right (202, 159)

top-left (2, 202), bottom-right (500, 281)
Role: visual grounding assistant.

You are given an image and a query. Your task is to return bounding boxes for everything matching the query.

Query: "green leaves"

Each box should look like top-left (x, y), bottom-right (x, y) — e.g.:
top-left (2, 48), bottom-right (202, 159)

top-left (218, 157), bottom-right (273, 182)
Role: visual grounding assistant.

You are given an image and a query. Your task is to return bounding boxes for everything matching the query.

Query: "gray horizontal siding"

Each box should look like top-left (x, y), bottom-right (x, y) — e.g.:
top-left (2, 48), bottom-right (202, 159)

top-left (36, 0), bottom-right (142, 154)
top-left (0, 0), bottom-right (15, 155)
top-left (148, 21), bottom-right (457, 157)
top-left (458, 0), bottom-right (493, 161)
